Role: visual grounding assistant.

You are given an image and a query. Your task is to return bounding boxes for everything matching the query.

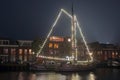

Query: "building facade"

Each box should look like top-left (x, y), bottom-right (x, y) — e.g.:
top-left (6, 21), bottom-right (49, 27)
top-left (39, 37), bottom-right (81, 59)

top-left (46, 37), bottom-right (120, 62)
top-left (0, 37), bottom-right (120, 64)
top-left (44, 36), bottom-right (71, 58)
top-left (0, 38), bottom-right (33, 63)
top-left (90, 43), bottom-right (120, 62)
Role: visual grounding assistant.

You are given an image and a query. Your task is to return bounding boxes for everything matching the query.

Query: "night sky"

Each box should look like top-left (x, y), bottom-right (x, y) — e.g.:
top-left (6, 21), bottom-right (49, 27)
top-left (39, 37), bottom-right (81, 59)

top-left (0, 0), bottom-right (120, 44)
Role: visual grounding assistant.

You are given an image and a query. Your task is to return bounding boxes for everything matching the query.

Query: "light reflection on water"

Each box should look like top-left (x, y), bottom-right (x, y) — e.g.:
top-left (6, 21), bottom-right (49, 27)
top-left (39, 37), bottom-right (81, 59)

top-left (36, 72), bottom-right (66, 80)
top-left (0, 68), bottom-right (120, 80)
top-left (17, 71), bottom-right (96, 80)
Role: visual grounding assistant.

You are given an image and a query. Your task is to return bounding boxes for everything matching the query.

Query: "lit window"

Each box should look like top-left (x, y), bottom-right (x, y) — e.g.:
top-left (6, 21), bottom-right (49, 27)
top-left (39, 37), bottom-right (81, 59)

top-left (24, 49), bottom-right (27, 54)
top-left (3, 48), bottom-right (8, 54)
top-left (19, 49), bottom-right (23, 54)
top-left (116, 52), bottom-right (118, 55)
top-left (54, 43), bottom-right (59, 48)
top-left (49, 36), bottom-right (64, 42)
top-left (11, 48), bottom-right (16, 54)
top-left (49, 43), bottom-right (53, 48)
top-left (112, 52), bottom-right (115, 58)
top-left (29, 49), bottom-right (32, 54)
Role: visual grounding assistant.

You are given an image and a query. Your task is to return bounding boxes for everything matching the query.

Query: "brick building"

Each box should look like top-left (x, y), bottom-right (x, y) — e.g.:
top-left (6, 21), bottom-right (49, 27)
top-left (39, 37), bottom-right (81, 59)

top-left (0, 38), bottom-right (33, 63)
top-left (90, 42), bottom-right (120, 62)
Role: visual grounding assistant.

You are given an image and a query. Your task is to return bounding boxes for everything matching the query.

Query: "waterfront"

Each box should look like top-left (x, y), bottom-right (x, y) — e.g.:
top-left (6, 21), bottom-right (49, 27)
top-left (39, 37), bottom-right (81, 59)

top-left (0, 68), bottom-right (120, 80)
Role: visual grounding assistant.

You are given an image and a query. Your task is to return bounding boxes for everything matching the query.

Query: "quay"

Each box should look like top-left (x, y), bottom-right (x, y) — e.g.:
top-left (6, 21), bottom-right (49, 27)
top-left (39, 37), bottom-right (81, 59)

top-left (0, 63), bottom-right (29, 71)
top-left (0, 60), bottom-right (119, 72)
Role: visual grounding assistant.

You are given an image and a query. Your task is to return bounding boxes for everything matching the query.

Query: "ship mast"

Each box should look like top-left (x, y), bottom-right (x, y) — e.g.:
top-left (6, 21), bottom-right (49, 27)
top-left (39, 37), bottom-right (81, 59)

top-left (71, 3), bottom-right (77, 62)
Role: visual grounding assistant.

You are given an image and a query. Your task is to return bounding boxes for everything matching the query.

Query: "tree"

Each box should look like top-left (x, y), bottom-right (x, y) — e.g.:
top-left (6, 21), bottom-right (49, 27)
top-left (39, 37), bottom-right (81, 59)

top-left (32, 38), bottom-right (43, 54)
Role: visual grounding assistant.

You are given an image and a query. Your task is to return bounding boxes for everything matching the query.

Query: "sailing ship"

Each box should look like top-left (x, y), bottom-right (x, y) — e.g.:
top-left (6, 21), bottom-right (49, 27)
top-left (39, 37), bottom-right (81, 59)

top-left (30, 4), bottom-right (96, 71)
top-left (54, 5), bottom-right (96, 72)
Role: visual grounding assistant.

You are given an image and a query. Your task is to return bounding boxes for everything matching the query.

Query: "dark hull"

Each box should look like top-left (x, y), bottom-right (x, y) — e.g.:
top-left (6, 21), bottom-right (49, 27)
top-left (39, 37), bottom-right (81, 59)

top-left (55, 64), bottom-right (96, 72)
top-left (30, 63), bottom-right (96, 72)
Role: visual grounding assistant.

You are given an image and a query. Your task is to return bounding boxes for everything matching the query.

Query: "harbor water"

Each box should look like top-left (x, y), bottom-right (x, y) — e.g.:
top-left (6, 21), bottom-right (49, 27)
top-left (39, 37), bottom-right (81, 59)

top-left (0, 68), bottom-right (120, 80)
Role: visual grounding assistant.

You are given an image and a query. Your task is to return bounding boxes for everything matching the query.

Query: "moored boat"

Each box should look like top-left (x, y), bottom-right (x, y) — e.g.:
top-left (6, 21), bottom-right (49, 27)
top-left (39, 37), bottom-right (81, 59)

top-left (55, 62), bottom-right (96, 72)
top-left (30, 64), bottom-right (47, 71)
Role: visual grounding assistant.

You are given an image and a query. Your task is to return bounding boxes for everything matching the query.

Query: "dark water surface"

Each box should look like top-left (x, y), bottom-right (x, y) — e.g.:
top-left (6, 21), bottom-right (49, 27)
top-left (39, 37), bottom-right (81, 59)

top-left (0, 68), bottom-right (120, 80)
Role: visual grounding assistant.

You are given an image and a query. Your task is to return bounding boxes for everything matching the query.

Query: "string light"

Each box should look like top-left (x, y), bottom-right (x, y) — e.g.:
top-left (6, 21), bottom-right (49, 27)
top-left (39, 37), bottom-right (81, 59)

top-left (36, 9), bottom-right (93, 62)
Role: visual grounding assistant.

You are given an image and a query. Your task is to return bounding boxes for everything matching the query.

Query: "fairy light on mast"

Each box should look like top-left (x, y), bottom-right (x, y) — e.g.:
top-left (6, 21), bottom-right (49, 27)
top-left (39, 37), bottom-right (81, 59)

top-left (36, 8), bottom-right (93, 62)
top-left (36, 9), bottom-right (72, 57)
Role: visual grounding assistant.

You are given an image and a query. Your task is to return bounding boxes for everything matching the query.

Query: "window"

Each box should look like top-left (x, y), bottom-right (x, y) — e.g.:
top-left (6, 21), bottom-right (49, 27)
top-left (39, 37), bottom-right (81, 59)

top-left (29, 49), bottom-right (32, 54)
top-left (49, 36), bottom-right (64, 42)
top-left (112, 52), bottom-right (115, 58)
top-left (11, 48), bottom-right (16, 54)
top-left (3, 48), bottom-right (8, 54)
top-left (49, 43), bottom-right (53, 48)
top-left (19, 49), bottom-right (23, 54)
top-left (0, 41), bottom-right (2, 45)
top-left (24, 49), bottom-right (28, 61)
top-left (24, 49), bottom-right (27, 55)
top-left (3, 40), bottom-right (9, 45)
top-left (0, 49), bottom-right (1, 54)
top-left (54, 43), bottom-right (59, 48)
top-left (11, 48), bottom-right (16, 62)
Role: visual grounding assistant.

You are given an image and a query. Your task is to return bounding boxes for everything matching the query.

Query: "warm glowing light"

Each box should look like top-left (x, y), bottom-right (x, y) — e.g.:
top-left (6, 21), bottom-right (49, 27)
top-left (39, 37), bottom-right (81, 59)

top-left (71, 74), bottom-right (81, 80)
top-left (61, 9), bottom-right (72, 18)
top-left (87, 72), bottom-right (96, 80)
top-left (75, 17), bottom-right (90, 53)
top-left (19, 49), bottom-right (23, 54)
top-left (75, 17), bottom-right (93, 62)
top-left (32, 52), bottom-right (35, 55)
top-left (54, 43), bottom-right (59, 48)
top-left (36, 10), bottom-right (62, 57)
top-left (36, 9), bottom-right (72, 57)
top-left (68, 38), bottom-right (71, 42)
top-left (89, 52), bottom-right (93, 56)
top-left (50, 36), bottom-right (64, 42)
top-left (36, 8), bottom-right (93, 63)
top-left (49, 43), bottom-right (53, 48)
